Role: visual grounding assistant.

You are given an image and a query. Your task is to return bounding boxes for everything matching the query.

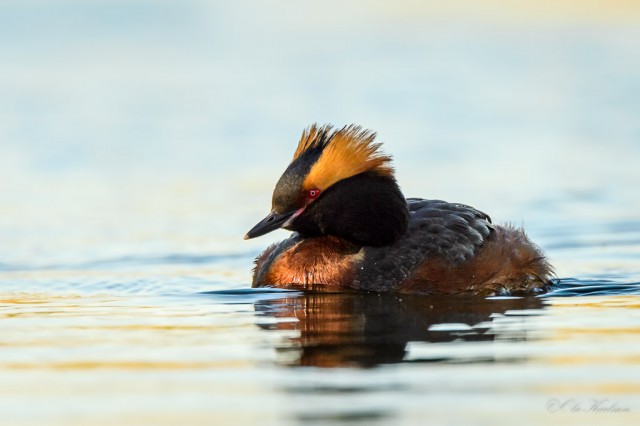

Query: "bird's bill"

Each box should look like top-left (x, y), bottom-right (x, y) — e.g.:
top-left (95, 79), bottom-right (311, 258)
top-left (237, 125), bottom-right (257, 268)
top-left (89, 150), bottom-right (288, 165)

top-left (244, 210), bottom-right (295, 240)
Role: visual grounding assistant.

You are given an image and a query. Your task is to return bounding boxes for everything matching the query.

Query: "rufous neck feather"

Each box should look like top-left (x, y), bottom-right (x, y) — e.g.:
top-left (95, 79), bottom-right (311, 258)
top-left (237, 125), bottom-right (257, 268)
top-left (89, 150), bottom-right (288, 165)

top-left (293, 124), bottom-right (394, 192)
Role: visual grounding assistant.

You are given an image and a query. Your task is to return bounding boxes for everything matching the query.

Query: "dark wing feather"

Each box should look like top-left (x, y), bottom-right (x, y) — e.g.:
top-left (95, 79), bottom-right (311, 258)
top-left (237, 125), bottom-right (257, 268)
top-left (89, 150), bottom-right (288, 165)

top-left (355, 199), bottom-right (493, 291)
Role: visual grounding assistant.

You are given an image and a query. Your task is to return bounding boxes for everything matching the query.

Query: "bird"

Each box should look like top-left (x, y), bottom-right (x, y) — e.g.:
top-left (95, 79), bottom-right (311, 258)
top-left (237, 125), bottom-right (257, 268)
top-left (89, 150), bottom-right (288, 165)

top-left (244, 124), bottom-right (553, 296)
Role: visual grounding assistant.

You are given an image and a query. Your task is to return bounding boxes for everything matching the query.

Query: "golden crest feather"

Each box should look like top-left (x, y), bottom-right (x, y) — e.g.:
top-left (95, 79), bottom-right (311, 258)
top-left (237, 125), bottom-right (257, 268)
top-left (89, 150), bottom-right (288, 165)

top-left (293, 124), bottom-right (394, 191)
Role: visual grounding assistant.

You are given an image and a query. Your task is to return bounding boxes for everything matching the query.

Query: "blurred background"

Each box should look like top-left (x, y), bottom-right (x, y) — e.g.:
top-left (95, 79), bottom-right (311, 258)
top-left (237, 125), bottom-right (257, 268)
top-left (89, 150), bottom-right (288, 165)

top-left (1, 0), bottom-right (639, 284)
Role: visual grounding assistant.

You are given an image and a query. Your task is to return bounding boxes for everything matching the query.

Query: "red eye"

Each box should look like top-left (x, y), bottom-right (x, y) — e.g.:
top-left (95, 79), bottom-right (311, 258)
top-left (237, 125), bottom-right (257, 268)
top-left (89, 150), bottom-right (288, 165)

top-left (307, 189), bottom-right (320, 200)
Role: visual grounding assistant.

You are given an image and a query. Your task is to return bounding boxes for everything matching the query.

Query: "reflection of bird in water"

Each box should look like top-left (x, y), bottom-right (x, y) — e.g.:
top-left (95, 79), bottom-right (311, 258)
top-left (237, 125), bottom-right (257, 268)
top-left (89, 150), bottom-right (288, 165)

top-left (246, 124), bottom-right (553, 295)
top-left (255, 293), bottom-right (545, 368)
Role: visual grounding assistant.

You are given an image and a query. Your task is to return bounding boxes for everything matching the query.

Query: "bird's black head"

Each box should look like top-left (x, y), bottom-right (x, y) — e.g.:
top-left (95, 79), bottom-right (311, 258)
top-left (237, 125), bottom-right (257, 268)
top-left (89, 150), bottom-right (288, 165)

top-left (245, 124), bottom-right (409, 247)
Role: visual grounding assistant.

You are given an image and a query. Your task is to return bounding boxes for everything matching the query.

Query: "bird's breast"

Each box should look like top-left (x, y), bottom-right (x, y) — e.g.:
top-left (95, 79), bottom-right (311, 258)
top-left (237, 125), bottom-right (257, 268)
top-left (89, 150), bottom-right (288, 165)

top-left (252, 235), bottom-right (363, 290)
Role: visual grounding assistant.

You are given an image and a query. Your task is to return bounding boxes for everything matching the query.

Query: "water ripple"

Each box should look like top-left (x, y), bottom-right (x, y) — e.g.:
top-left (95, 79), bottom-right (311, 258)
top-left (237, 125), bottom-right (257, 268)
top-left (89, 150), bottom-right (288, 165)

top-left (545, 278), bottom-right (640, 297)
top-left (0, 252), bottom-right (255, 273)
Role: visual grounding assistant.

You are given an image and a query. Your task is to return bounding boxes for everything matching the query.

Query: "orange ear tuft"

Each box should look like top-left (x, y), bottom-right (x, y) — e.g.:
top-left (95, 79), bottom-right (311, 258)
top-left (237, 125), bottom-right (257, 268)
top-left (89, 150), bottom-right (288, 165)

top-left (303, 125), bottom-right (393, 191)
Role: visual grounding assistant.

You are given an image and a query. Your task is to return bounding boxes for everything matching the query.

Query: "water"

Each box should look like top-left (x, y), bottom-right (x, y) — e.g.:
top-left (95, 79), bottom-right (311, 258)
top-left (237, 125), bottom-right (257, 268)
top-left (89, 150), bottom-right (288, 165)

top-left (1, 1), bottom-right (640, 425)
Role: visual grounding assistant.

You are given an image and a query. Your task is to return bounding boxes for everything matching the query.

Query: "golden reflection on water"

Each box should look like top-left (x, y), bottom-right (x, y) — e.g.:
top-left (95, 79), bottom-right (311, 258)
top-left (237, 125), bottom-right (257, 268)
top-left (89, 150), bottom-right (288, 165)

top-left (2, 293), bottom-right (639, 371)
top-left (0, 293), bottom-right (261, 370)
top-left (1, 292), bottom-right (640, 425)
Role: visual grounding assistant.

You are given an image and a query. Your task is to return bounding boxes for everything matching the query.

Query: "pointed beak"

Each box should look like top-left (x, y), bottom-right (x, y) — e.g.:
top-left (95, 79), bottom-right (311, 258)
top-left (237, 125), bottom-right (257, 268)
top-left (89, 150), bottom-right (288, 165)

top-left (244, 210), bottom-right (296, 240)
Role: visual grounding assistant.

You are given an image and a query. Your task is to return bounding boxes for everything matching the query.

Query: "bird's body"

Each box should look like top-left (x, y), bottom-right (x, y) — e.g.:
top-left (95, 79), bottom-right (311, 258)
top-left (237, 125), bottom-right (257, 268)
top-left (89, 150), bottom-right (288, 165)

top-left (245, 125), bottom-right (553, 296)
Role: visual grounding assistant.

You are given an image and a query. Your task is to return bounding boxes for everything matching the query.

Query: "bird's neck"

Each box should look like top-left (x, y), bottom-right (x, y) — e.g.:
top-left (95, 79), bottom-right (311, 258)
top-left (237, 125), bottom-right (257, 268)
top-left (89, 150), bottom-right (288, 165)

top-left (290, 172), bottom-right (409, 247)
